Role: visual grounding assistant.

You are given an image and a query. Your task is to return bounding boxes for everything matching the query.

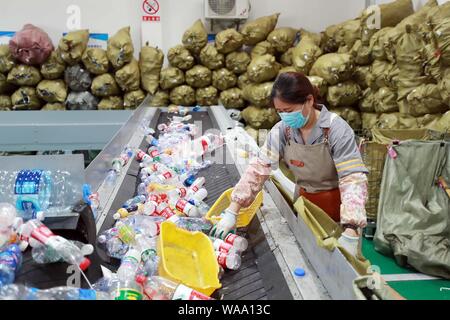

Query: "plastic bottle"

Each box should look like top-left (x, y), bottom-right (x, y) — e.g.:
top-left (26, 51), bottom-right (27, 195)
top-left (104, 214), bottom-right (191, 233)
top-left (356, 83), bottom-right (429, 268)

top-left (169, 197), bottom-right (200, 218)
top-left (113, 203), bottom-right (144, 220)
top-left (216, 251), bottom-right (241, 270)
top-left (122, 215), bottom-right (160, 238)
top-left (154, 203), bottom-right (177, 220)
top-left (192, 133), bottom-right (224, 157)
top-left (168, 216), bottom-right (213, 233)
top-left (97, 228), bottom-right (129, 260)
top-left (135, 234), bottom-right (159, 278)
top-left (188, 188), bottom-right (208, 204)
top-left (105, 169), bottom-right (118, 187)
top-left (32, 241), bottom-right (94, 264)
top-left (143, 276), bottom-right (214, 300)
top-left (189, 197), bottom-right (211, 217)
top-left (116, 221), bottom-right (136, 245)
top-left (167, 187), bottom-right (188, 200)
top-left (0, 284), bottom-right (39, 300)
top-left (115, 249), bottom-right (143, 300)
top-left (122, 195), bottom-right (146, 209)
top-left (186, 177), bottom-right (206, 198)
top-left (0, 244), bottom-right (22, 286)
top-left (135, 149), bottom-right (151, 163)
top-left (218, 233), bottom-right (248, 252)
top-left (34, 287), bottom-right (112, 300)
top-left (146, 135), bottom-right (159, 147)
top-left (145, 168), bottom-right (178, 185)
top-left (0, 203), bottom-right (22, 249)
top-left (210, 238), bottom-right (239, 254)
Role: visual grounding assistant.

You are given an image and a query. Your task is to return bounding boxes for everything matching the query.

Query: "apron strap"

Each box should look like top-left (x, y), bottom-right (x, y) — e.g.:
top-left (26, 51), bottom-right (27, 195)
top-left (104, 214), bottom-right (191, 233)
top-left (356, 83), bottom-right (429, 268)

top-left (322, 113), bottom-right (338, 144)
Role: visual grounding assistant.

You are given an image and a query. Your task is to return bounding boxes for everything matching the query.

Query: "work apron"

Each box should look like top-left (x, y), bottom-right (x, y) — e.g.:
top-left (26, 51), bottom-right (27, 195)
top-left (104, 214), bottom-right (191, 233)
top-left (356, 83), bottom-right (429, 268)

top-left (283, 114), bottom-right (341, 222)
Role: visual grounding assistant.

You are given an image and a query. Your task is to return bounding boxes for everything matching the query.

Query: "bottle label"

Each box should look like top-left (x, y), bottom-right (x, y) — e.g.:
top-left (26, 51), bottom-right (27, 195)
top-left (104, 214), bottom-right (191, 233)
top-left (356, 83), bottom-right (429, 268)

top-left (162, 171), bottom-right (173, 180)
top-left (0, 248), bottom-right (20, 270)
top-left (214, 239), bottom-right (233, 253)
top-left (191, 185), bottom-right (199, 193)
top-left (14, 170), bottom-right (43, 195)
top-left (160, 207), bottom-right (175, 219)
top-left (216, 252), bottom-right (227, 268)
top-left (115, 289), bottom-right (143, 300)
top-left (150, 149), bottom-right (159, 158)
top-left (179, 188), bottom-right (187, 198)
top-left (173, 284), bottom-right (212, 300)
top-left (151, 164), bottom-right (158, 172)
top-left (136, 150), bottom-right (146, 161)
top-left (31, 225), bottom-right (55, 244)
top-left (225, 233), bottom-right (238, 245)
top-left (176, 199), bottom-right (188, 213)
top-left (148, 194), bottom-right (160, 204)
top-left (141, 249), bottom-right (157, 262)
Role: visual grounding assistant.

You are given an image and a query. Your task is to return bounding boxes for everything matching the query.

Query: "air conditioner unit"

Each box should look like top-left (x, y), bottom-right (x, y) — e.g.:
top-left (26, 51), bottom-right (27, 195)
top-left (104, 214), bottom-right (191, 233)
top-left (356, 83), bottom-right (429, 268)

top-left (205, 0), bottom-right (250, 20)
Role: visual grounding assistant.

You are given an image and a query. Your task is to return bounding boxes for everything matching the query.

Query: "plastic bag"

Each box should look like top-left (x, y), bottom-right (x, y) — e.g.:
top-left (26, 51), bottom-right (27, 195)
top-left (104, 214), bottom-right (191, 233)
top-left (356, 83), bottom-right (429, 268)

top-left (226, 51), bottom-right (251, 75)
top-left (11, 87), bottom-right (41, 110)
top-left (212, 68), bottom-right (237, 91)
top-left (199, 45), bottom-right (224, 71)
top-left (124, 89), bottom-right (146, 109)
top-left (395, 25), bottom-right (426, 77)
top-left (243, 82), bottom-right (274, 108)
top-left (140, 45), bottom-right (164, 95)
top-left (335, 19), bottom-right (361, 49)
top-left (185, 65), bottom-right (212, 88)
top-left (359, 88), bottom-right (376, 113)
top-left (292, 37), bottom-right (322, 74)
top-left (82, 48), bottom-right (109, 75)
top-left (267, 27), bottom-right (298, 53)
top-left (0, 45), bottom-right (15, 74)
top-left (247, 54), bottom-right (280, 83)
top-left (241, 105), bottom-right (280, 129)
top-left (280, 47), bottom-right (294, 66)
top-left (65, 91), bottom-right (99, 110)
top-left (91, 73), bottom-right (120, 97)
top-left (350, 40), bottom-right (372, 66)
top-left (7, 65), bottom-right (41, 86)
top-left (376, 113), bottom-right (418, 129)
top-left (170, 85), bottom-right (196, 106)
top-left (215, 29), bottom-right (244, 54)
top-left (403, 84), bottom-right (448, 116)
top-left (9, 24), bottom-right (54, 65)
top-left (107, 27), bottom-right (134, 69)
top-left (160, 67), bottom-right (185, 91)
top-left (64, 64), bottom-right (92, 92)
top-left (196, 86), bottom-right (218, 106)
top-left (307, 76), bottom-right (328, 98)
top-left (359, 0), bottom-right (414, 29)
top-left (0, 73), bottom-right (15, 94)
top-left (98, 96), bottom-right (124, 110)
top-left (0, 95), bottom-right (12, 110)
top-left (182, 19), bottom-right (208, 55)
top-left (115, 59), bottom-right (140, 92)
top-left (362, 113), bottom-right (379, 129)
top-left (310, 53), bottom-right (354, 85)
top-left (168, 45), bottom-right (195, 70)
top-left (241, 13), bottom-right (280, 45)
top-left (36, 79), bottom-right (68, 103)
top-left (41, 51), bottom-right (66, 80)
top-left (326, 81), bottom-right (361, 108)
top-left (439, 70), bottom-right (450, 106)
top-left (251, 41), bottom-right (276, 59)
top-left (278, 66), bottom-right (297, 75)
top-left (353, 65), bottom-right (371, 89)
top-left (220, 88), bottom-right (245, 109)
top-left (150, 90), bottom-right (169, 107)
top-left (238, 73), bottom-right (251, 90)
top-left (374, 87), bottom-right (398, 113)
top-left (58, 29), bottom-right (89, 65)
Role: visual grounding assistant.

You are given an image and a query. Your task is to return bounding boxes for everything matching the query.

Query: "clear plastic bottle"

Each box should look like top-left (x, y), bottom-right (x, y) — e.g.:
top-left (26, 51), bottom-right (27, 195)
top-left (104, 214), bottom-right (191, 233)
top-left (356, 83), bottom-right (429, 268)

top-left (218, 233), bottom-right (249, 252)
top-left (135, 234), bottom-right (159, 278)
top-left (210, 237), bottom-right (239, 255)
top-left (192, 133), bottom-right (224, 157)
top-left (97, 228), bottom-right (129, 260)
top-left (122, 195), bottom-right (146, 209)
top-left (168, 216), bottom-right (213, 233)
top-left (168, 197), bottom-right (200, 218)
top-left (115, 221), bottom-right (136, 245)
top-left (0, 203), bottom-right (21, 249)
top-left (0, 244), bottom-right (22, 286)
top-left (186, 177), bottom-right (206, 198)
top-left (113, 203), bottom-right (144, 220)
top-left (0, 284), bottom-right (39, 300)
top-left (143, 276), bottom-right (214, 300)
top-left (115, 249), bottom-right (143, 300)
top-left (35, 287), bottom-right (112, 300)
top-left (122, 215), bottom-right (160, 238)
top-left (32, 240), bottom-right (94, 264)
top-left (216, 251), bottom-right (241, 270)
top-left (155, 203), bottom-right (177, 220)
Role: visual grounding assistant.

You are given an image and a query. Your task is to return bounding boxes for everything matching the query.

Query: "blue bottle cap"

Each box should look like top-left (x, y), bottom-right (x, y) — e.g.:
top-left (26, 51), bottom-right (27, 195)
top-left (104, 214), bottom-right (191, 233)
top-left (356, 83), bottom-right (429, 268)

top-left (82, 184), bottom-right (92, 206)
top-left (294, 268), bottom-right (306, 277)
top-left (184, 175), bottom-right (196, 187)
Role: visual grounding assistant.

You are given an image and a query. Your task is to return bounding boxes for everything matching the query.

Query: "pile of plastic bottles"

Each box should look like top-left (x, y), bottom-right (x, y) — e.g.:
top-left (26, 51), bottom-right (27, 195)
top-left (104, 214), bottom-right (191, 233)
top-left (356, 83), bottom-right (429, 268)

top-left (0, 108), bottom-right (249, 301)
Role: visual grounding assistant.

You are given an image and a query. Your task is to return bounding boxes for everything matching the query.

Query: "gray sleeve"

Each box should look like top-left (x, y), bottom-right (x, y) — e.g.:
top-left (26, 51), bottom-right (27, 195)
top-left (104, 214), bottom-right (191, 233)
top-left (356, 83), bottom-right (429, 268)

top-left (329, 116), bottom-right (369, 179)
top-left (258, 121), bottom-right (286, 168)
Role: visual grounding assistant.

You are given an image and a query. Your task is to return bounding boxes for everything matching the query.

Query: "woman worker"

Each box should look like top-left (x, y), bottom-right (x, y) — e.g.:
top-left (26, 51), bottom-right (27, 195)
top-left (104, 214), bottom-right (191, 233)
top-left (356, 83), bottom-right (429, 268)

top-left (211, 72), bottom-right (369, 256)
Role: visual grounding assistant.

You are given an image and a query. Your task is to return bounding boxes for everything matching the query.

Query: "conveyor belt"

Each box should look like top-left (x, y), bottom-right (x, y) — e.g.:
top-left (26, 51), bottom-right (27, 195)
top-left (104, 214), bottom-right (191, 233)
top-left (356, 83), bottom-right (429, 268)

top-left (97, 110), bottom-right (293, 300)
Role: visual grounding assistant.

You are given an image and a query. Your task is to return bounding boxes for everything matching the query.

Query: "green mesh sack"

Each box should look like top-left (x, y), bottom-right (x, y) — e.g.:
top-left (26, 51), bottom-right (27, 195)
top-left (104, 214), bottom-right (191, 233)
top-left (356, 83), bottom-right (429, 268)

top-left (310, 53), bottom-right (354, 85)
top-left (359, 88), bottom-right (376, 113)
top-left (251, 41), bottom-right (276, 59)
top-left (199, 45), bottom-right (224, 70)
top-left (278, 66), bottom-right (297, 75)
top-left (243, 82), bottom-right (274, 108)
top-left (168, 45), bottom-right (195, 70)
top-left (292, 37), bottom-right (322, 74)
top-left (376, 112), bottom-right (418, 129)
top-left (362, 113), bottom-right (380, 129)
top-left (139, 45), bottom-right (164, 95)
top-left (238, 73), bottom-right (252, 90)
top-left (353, 65), bottom-right (371, 89)
top-left (41, 51), bottom-right (66, 80)
top-left (0, 95), bottom-right (12, 110)
top-left (267, 27), bottom-right (298, 53)
top-left (326, 81), bottom-right (361, 107)
top-left (182, 19), bottom-right (208, 55)
top-left (403, 84), bottom-right (448, 116)
top-left (11, 87), bottom-right (41, 110)
top-left (374, 87), bottom-right (399, 113)
top-left (196, 86), bottom-right (218, 106)
top-left (82, 48), bottom-right (109, 75)
top-left (0, 73), bottom-right (15, 94)
top-left (36, 79), bottom-right (68, 103)
top-left (350, 40), bottom-right (372, 66)
top-left (226, 51), bottom-right (251, 75)
top-left (220, 88), bottom-right (245, 109)
top-left (0, 45), bottom-right (15, 74)
top-left (329, 107), bottom-right (362, 130)
top-left (41, 103), bottom-right (66, 111)
top-left (124, 89), bottom-right (146, 109)
top-left (98, 96), bottom-right (124, 110)
top-left (58, 29), bottom-right (89, 66)
top-left (160, 67), bottom-right (185, 91)
top-left (280, 47), bottom-right (294, 66)
top-left (186, 65), bottom-right (212, 88)
top-left (215, 28), bottom-right (244, 54)
top-left (107, 27), bottom-right (134, 69)
top-left (241, 105), bottom-right (280, 129)
top-left (241, 13), bottom-right (280, 45)
top-left (170, 85), bottom-right (196, 106)
top-left (115, 59), bottom-right (140, 92)
top-left (212, 68), bottom-right (237, 91)
top-left (91, 73), bottom-right (120, 97)
top-left (247, 54), bottom-right (280, 83)
top-left (150, 90), bottom-right (169, 107)
top-left (307, 76), bottom-right (328, 98)
top-left (7, 65), bottom-right (41, 86)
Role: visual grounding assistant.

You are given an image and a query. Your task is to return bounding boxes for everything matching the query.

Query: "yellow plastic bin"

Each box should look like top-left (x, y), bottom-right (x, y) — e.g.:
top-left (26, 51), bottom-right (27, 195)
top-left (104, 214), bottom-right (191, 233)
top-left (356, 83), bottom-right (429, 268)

top-left (157, 221), bottom-right (221, 296)
top-left (205, 188), bottom-right (263, 228)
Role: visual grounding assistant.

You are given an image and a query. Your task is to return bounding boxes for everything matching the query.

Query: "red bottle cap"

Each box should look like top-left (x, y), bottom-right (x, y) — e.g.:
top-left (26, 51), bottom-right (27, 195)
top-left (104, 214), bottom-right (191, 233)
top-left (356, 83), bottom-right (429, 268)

top-left (79, 258), bottom-right (91, 271)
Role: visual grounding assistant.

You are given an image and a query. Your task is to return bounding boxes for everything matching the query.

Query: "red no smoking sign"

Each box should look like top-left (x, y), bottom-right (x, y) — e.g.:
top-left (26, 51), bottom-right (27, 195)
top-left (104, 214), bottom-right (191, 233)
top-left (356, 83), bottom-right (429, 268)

top-left (143, 0), bottom-right (160, 15)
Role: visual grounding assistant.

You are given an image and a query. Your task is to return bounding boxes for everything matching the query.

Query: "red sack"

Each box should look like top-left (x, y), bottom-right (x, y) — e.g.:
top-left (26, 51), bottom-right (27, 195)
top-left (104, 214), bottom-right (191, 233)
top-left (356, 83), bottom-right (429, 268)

top-left (9, 24), bottom-right (54, 65)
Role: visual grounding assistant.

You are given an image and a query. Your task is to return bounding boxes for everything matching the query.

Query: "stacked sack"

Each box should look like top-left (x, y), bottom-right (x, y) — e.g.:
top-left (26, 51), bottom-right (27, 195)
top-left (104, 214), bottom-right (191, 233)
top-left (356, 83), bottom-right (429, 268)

top-left (1, 24), bottom-right (162, 111)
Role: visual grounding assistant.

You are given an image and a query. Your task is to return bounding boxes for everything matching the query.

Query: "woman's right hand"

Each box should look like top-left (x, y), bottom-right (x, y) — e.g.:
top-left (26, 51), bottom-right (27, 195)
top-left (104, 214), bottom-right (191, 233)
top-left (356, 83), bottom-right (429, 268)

top-left (210, 203), bottom-right (241, 239)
